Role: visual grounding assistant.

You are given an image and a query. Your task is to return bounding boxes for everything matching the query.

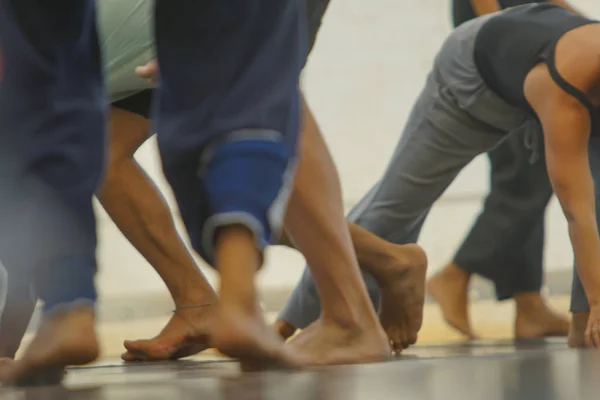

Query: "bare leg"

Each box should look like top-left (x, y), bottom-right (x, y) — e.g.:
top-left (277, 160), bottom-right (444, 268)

top-left (428, 266), bottom-right (569, 340)
top-left (284, 98), bottom-right (391, 364)
top-left (210, 226), bottom-right (297, 369)
top-left (276, 223), bottom-right (427, 350)
top-left (428, 129), bottom-right (554, 340)
top-left (427, 263), bottom-right (477, 339)
top-left (348, 224), bottom-right (427, 350)
top-left (514, 292), bottom-right (569, 338)
top-left (275, 99), bottom-right (426, 352)
top-left (97, 107), bottom-right (217, 361)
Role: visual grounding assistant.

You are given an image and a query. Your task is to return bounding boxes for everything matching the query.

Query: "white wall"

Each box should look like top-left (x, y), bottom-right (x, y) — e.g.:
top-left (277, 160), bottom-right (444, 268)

top-left (95, 0), bottom-right (598, 299)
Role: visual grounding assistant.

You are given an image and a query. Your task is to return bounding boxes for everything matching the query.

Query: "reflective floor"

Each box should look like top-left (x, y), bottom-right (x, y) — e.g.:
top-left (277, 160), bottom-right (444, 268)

top-left (2, 338), bottom-right (599, 399)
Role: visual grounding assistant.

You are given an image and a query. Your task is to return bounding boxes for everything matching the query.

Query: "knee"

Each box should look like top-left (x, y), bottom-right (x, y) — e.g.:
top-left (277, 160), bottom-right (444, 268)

top-left (200, 136), bottom-right (296, 261)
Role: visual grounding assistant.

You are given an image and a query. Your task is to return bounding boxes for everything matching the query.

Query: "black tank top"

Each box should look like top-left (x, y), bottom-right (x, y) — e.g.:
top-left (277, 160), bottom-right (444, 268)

top-left (474, 4), bottom-right (599, 113)
top-left (451, 0), bottom-right (547, 28)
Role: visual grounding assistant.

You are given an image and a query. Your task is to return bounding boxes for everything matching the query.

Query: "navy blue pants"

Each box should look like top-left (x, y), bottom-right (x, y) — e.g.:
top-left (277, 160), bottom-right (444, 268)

top-left (0, 0), bottom-right (304, 318)
top-left (153, 0), bottom-right (305, 264)
top-left (0, 0), bottom-right (105, 315)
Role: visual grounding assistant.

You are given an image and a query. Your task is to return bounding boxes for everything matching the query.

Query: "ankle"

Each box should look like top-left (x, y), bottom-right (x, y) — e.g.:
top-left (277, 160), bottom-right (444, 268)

top-left (358, 243), bottom-right (400, 276)
top-left (320, 304), bottom-right (380, 331)
top-left (172, 290), bottom-right (218, 309)
top-left (168, 275), bottom-right (217, 301)
top-left (172, 304), bottom-right (216, 316)
top-left (571, 312), bottom-right (589, 330)
top-left (354, 237), bottom-right (393, 272)
top-left (514, 292), bottom-right (546, 313)
top-left (568, 312), bottom-right (588, 348)
top-left (218, 284), bottom-right (261, 315)
top-left (436, 263), bottom-right (470, 284)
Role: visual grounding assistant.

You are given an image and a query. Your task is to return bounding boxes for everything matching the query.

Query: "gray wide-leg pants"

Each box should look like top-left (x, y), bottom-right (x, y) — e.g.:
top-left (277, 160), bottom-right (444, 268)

top-left (278, 16), bottom-right (596, 328)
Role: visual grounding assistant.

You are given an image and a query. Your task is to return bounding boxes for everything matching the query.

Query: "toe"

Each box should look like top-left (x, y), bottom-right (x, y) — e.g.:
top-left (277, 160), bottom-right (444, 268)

top-left (407, 329), bottom-right (418, 346)
top-left (122, 341), bottom-right (152, 361)
top-left (121, 351), bottom-right (141, 362)
top-left (386, 328), bottom-right (407, 353)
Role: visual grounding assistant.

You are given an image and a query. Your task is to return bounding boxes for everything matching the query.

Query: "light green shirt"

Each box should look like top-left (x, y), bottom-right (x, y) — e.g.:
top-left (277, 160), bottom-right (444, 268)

top-left (97, 0), bottom-right (154, 102)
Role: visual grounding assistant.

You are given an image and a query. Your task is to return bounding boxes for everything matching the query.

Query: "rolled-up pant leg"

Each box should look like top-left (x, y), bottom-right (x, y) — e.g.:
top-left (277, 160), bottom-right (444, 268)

top-left (453, 128), bottom-right (553, 300)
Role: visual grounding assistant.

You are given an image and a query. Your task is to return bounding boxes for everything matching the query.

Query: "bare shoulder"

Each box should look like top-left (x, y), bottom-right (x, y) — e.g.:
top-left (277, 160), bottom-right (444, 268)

top-left (525, 24), bottom-right (600, 112)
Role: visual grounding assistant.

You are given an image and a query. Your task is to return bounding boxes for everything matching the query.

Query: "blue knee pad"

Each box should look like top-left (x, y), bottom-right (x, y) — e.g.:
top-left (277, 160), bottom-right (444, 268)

top-left (201, 134), bottom-right (297, 261)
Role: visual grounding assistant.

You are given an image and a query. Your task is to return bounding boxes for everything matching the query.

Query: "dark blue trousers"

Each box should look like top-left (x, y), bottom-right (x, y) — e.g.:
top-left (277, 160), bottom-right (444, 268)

top-left (0, 0), bottom-right (105, 315)
top-left (153, 0), bottom-right (305, 264)
top-left (0, 0), bottom-right (305, 317)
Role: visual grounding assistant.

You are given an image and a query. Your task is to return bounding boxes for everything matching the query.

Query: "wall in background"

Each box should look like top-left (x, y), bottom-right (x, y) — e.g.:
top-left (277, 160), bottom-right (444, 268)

top-left (95, 0), bottom-right (597, 300)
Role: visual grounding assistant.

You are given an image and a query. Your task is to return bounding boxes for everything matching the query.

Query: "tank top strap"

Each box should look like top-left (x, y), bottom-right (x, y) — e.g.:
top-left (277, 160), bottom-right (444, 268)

top-left (545, 45), bottom-right (596, 112)
top-left (545, 45), bottom-right (600, 135)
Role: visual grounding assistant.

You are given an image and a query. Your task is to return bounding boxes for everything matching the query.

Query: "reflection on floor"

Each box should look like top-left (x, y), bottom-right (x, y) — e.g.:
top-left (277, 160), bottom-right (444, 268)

top-left (15, 295), bottom-right (573, 359)
top-left (4, 338), bottom-right (599, 399)
top-left (3, 295), bottom-right (590, 399)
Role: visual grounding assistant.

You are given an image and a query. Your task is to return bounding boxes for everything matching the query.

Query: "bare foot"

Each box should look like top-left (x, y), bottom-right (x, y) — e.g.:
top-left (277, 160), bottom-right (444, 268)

top-left (210, 302), bottom-right (300, 371)
top-left (0, 306), bottom-right (98, 386)
top-left (286, 317), bottom-right (391, 366)
top-left (372, 244), bottom-right (427, 352)
top-left (121, 305), bottom-right (215, 362)
top-left (427, 264), bottom-right (477, 339)
top-left (274, 320), bottom-right (298, 341)
top-left (211, 226), bottom-right (299, 370)
top-left (568, 312), bottom-right (588, 348)
top-left (514, 293), bottom-right (570, 339)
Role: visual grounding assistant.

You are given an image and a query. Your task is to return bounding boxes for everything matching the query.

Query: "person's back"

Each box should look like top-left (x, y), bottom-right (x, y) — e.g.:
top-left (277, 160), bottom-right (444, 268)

top-left (474, 4), bottom-right (597, 110)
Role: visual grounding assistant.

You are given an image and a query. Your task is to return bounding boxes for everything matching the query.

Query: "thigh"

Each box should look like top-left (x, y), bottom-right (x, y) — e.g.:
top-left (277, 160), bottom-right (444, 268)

top-left (109, 91), bottom-right (154, 156)
top-left (154, 0), bottom-right (304, 161)
top-left (0, 0), bottom-right (105, 150)
top-left (0, 0), bottom-right (105, 212)
top-left (348, 74), bottom-right (503, 245)
top-left (7, 0), bottom-right (97, 60)
top-left (487, 136), bottom-right (523, 186)
top-left (489, 124), bottom-right (549, 195)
